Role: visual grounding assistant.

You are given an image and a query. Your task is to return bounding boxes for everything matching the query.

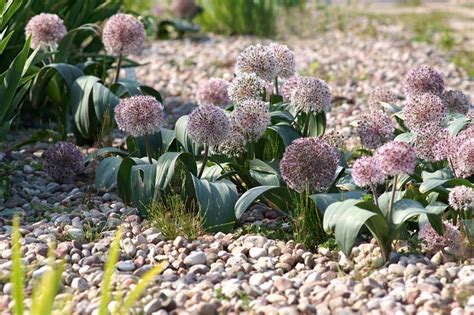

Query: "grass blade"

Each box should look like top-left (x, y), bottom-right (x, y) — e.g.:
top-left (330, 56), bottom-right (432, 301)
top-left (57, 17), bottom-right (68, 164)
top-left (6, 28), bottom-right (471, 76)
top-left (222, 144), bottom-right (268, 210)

top-left (11, 216), bottom-right (24, 315)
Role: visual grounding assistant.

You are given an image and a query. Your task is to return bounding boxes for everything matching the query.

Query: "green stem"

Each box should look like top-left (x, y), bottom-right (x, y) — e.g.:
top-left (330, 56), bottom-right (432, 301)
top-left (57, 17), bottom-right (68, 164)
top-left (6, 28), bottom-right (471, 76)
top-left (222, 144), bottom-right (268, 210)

top-left (303, 113), bottom-right (310, 137)
top-left (448, 158), bottom-right (458, 178)
top-left (371, 184), bottom-right (379, 208)
top-left (113, 53), bottom-right (123, 84)
top-left (144, 134), bottom-right (153, 164)
top-left (388, 175), bottom-right (399, 219)
top-left (274, 76), bottom-right (279, 95)
top-left (198, 144), bottom-right (209, 179)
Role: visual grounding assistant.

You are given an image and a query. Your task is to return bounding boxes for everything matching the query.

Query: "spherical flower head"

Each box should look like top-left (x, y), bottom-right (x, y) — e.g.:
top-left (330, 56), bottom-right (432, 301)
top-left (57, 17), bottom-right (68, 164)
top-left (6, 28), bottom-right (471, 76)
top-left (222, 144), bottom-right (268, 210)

top-left (419, 221), bottom-right (464, 256)
top-left (452, 138), bottom-right (474, 178)
top-left (187, 105), bottom-right (230, 146)
top-left (280, 137), bottom-right (339, 193)
top-left (228, 72), bottom-right (265, 104)
top-left (441, 90), bottom-right (472, 115)
top-left (196, 78), bottom-right (230, 108)
top-left (102, 13), bottom-right (145, 56)
top-left (25, 13), bottom-right (67, 49)
top-left (269, 43), bottom-right (296, 78)
top-left (171, 0), bottom-right (198, 19)
top-left (413, 124), bottom-right (449, 161)
top-left (230, 100), bottom-right (270, 142)
top-left (449, 186), bottom-right (474, 212)
top-left (356, 111), bottom-right (395, 150)
top-left (404, 93), bottom-right (447, 131)
top-left (115, 95), bottom-right (164, 137)
top-left (403, 65), bottom-right (445, 97)
top-left (43, 142), bottom-right (84, 184)
top-left (320, 130), bottom-right (345, 149)
top-left (374, 141), bottom-right (416, 176)
top-left (281, 75), bottom-right (300, 102)
top-left (352, 156), bottom-right (386, 187)
top-left (235, 44), bottom-right (278, 82)
top-left (432, 125), bottom-right (474, 162)
top-left (290, 77), bottom-right (331, 113)
top-left (368, 86), bottom-right (397, 111)
top-left (216, 127), bottom-right (247, 156)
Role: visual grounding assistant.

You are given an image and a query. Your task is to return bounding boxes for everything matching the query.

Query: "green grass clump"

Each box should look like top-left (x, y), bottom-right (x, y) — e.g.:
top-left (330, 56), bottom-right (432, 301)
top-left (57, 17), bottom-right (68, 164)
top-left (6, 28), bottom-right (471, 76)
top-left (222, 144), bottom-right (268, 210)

top-left (149, 194), bottom-right (204, 240)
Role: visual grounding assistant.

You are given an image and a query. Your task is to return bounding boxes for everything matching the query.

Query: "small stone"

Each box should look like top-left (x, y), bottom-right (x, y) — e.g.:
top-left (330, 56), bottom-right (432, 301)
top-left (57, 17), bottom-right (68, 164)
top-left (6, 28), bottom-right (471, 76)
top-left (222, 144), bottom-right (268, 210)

top-left (197, 302), bottom-right (217, 315)
top-left (184, 251), bottom-right (207, 266)
top-left (144, 299), bottom-right (161, 315)
top-left (249, 247), bottom-right (267, 259)
top-left (268, 246), bottom-right (281, 257)
top-left (173, 236), bottom-right (186, 248)
top-left (71, 277), bottom-right (90, 292)
top-left (388, 264), bottom-right (405, 276)
top-left (116, 261), bottom-right (135, 271)
top-left (273, 276), bottom-right (293, 291)
top-left (67, 228), bottom-right (84, 241)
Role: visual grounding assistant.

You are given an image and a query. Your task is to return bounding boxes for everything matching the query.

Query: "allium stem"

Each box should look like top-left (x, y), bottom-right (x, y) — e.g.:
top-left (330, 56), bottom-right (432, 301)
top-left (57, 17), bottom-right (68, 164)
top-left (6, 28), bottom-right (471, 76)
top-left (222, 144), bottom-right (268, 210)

top-left (448, 158), bottom-right (458, 178)
top-left (388, 175), bottom-right (398, 219)
top-left (371, 184), bottom-right (379, 208)
top-left (113, 53), bottom-right (123, 84)
top-left (274, 76), bottom-right (279, 95)
top-left (303, 113), bottom-right (310, 137)
top-left (198, 144), bottom-right (209, 179)
top-left (144, 133), bottom-right (153, 164)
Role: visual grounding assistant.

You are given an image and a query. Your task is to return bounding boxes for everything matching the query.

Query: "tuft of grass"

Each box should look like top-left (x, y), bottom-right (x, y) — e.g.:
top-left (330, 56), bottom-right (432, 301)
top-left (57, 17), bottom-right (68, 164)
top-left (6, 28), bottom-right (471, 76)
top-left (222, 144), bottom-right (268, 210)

top-left (148, 194), bottom-right (204, 241)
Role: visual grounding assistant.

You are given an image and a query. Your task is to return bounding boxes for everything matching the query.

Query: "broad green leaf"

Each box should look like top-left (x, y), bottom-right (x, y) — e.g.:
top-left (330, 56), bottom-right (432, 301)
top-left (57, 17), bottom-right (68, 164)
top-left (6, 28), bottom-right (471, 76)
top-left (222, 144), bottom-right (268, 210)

top-left (154, 152), bottom-right (197, 191)
top-left (190, 175), bottom-right (238, 232)
top-left (391, 199), bottom-right (427, 225)
top-left (117, 157), bottom-right (138, 205)
top-left (0, 30), bottom-right (13, 54)
top-left (70, 75), bottom-right (100, 138)
top-left (311, 191), bottom-right (364, 213)
top-left (394, 132), bottom-right (413, 143)
top-left (11, 217), bottom-right (24, 315)
top-left (420, 168), bottom-right (473, 193)
top-left (234, 185), bottom-right (291, 219)
top-left (377, 191), bottom-right (405, 216)
top-left (94, 157), bottom-right (122, 191)
top-left (323, 199), bottom-right (363, 232)
top-left (175, 115), bottom-right (202, 155)
top-left (249, 159), bottom-right (281, 186)
top-left (267, 123), bottom-right (300, 147)
top-left (85, 147), bottom-right (130, 163)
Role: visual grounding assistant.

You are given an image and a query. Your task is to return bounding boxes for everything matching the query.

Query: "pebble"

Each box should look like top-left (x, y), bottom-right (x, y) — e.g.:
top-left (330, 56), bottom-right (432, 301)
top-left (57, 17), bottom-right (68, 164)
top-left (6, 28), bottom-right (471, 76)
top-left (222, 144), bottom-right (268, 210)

top-left (184, 251), bottom-right (207, 266)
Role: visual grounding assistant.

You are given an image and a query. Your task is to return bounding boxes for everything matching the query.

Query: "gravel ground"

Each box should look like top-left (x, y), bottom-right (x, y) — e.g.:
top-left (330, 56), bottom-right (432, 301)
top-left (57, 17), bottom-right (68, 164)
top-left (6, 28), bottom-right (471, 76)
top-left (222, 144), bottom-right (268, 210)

top-left (1, 18), bottom-right (474, 315)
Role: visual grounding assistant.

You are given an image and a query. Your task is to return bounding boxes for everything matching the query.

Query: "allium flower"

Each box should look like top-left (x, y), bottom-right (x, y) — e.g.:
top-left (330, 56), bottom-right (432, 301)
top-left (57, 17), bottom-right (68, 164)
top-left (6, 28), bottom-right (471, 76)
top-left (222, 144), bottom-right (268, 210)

top-left (25, 13), bottom-right (67, 49)
top-left (412, 125), bottom-right (449, 161)
top-left (228, 72), bottom-right (265, 104)
top-left (281, 75), bottom-right (300, 102)
top-left (115, 95), bottom-right (164, 137)
top-left (357, 111), bottom-right (395, 150)
top-left (269, 43), bottom-right (295, 78)
top-left (352, 156), bottom-right (386, 187)
top-left (280, 137), bottom-right (339, 192)
top-left (368, 86), bottom-right (397, 111)
top-left (235, 44), bottom-right (278, 82)
top-left (449, 186), bottom-right (474, 211)
top-left (404, 93), bottom-right (447, 131)
top-left (290, 77), bottom-right (331, 113)
top-left (320, 130), bottom-right (345, 149)
top-left (403, 65), bottom-right (445, 97)
top-left (171, 0), bottom-right (198, 19)
top-left (43, 142), bottom-right (84, 184)
top-left (432, 125), bottom-right (474, 162)
top-left (102, 13), bottom-right (145, 56)
top-left (216, 128), bottom-right (247, 156)
top-left (419, 221), bottom-right (464, 255)
top-left (374, 141), bottom-right (416, 176)
top-left (441, 90), bottom-right (472, 115)
top-left (230, 100), bottom-right (270, 142)
top-left (452, 138), bottom-right (474, 178)
top-left (187, 105), bottom-right (230, 146)
top-left (196, 78), bottom-right (230, 107)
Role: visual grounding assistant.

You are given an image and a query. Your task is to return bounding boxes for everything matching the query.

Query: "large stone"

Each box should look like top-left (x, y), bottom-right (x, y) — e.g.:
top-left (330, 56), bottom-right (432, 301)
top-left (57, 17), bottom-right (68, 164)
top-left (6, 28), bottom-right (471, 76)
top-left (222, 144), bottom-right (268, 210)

top-left (184, 251), bottom-right (207, 266)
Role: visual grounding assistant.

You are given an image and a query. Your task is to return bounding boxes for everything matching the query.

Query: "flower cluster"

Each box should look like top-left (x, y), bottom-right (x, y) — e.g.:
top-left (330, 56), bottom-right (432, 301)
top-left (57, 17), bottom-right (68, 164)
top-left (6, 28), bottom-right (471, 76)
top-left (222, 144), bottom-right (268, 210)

top-left (419, 221), bottom-right (464, 255)
top-left (441, 89), bottom-right (472, 115)
top-left (217, 127), bottom-right (248, 156)
top-left (269, 43), bottom-right (296, 78)
top-left (196, 78), bottom-right (230, 107)
top-left (403, 64), bottom-right (445, 97)
top-left (452, 138), bottom-right (474, 178)
top-left (281, 75), bottom-right (300, 102)
top-left (230, 100), bottom-right (271, 142)
top-left (171, 0), bottom-right (199, 19)
top-left (280, 137), bottom-right (339, 192)
top-left (374, 141), bottom-right (416, 176)
top-left (102, 13), bottom-right (145, 56)
top-left (404, 93), bottom-right (447, 131)
top-left (356, 111), bottom-right (394, 149)
top-left (187, 105), bottom-right (230, 146)
top-left (352, 156), bottom-right (385, 187)
top-left (412, 124), bottom-right (449, 161)
top-left (25, 13), bottom-right (67, 49)
top-left (449, 186), bottom-right (474, 212)
top-left (43, 142), bottom-right (84, 184)
top-left (235, 44), bottom-right (278, 82)
top-left (290, 77), bottom-right (331, 113)
top-left (368, 86), bottom-right (397, 111)
top-left (228, 73), bottom-right (265, 104)
top-left (115, 95), bottom-right (164, 137)
top-left (320, 130), bottom-right (345, 149)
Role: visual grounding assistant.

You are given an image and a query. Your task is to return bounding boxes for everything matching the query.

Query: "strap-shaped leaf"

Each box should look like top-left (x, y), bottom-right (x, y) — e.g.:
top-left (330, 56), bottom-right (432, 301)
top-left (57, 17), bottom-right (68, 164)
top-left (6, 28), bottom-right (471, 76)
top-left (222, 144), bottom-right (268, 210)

top-left (154, 152), bottom-right (197, 191)
top-left (175, 115), bottom-right (202, 155)
top-left (311, 191), bottom-right (364, 214)
top-left (323, 199), bottom-right (362, 232)
top-left (234, 185), bottom-right (291, 219)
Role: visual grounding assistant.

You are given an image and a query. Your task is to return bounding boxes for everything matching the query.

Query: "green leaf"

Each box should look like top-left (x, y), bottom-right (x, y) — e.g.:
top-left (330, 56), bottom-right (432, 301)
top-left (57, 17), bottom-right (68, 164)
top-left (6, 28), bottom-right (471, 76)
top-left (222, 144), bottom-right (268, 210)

top-left (248, 159), bottom-right (281, 186)
top-left (175, 115), bottom-right (202, 155)
top-left (323, 199), bottom-right (363, 232)
top-left (377, 191), bottom-right (405, 216)
top-left (85, 147), bottom-right (130, 163)
top-left (55, 24), bottom-right (99, 63)
top-left (189, 175), bottom-right (238, 232)
top-left (154, 152), bottom-right (197, 191)
top-left (234, 185), bottom-right (291, 219)
top-left (391, 199), bottom-right (427, 225)
top-left (70, 75), bottom-right (100, 138)
top-left (420, 168), bottom-right (473, 193)
top-left (267, 123), bottom-right (300, 147)
top-left (0, 30), bottom-right (13, 54)
top-left (117, 157), bottom-right (138, 205)
top-left (394, 132), bottom-right (413, 143)
top-left (94, 157), bottom-right (123, 191)
top-left (11, 217), bottom-right (24, 315)
top-left (310, 191), bottom-right (365, 213)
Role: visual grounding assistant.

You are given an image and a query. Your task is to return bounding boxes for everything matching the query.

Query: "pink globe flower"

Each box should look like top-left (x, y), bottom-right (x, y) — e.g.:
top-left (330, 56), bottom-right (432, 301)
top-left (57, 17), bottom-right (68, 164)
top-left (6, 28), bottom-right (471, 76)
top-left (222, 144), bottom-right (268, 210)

top-left (356, 111), bottom-right (395, 150)
top-left (102, 13), bottom-right (145, 56)
top-left (352, 156), bottom-right (386, 188)
top-left (290, 77), bottom-right (331, 113)
top-left (404, 93), bottom-right (447, 131)
top-left (25, 13), bottom-right (67, 49)
top-left (230, 99), bottom-right (270, 142)
top-left (115, 95), bottom-right (164, 137)
top-left (280, 137), bottom-right (339, 192)
top-left (281, 75), bottom-right (300, 102)
top-left (368, 86), bottom-right (397, 111)
top-left (413, 124), bottom-right (449, 161)
top-left (196, 78), bottom-right (230, 108)
top-left (441, 89), bottom-right (472, 115)
top-left (187, 105), bottom-right (230, 146)
top-left (43, 142), bottom-right (84, 184)
top-left (449, 186), bottom-right (474, 212)
top-left (419, 221), bottom-right (464, 256)
top-left (235, 44), bottom-right (278, 82)
top-left (228, 72), bottom-right (265, 104)
top-left (374, 141), bottom-right (416, 176)
top-left (269, 43), bottom-right (296, 78)
top-left (404, 64), bottom-right (445, 97)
